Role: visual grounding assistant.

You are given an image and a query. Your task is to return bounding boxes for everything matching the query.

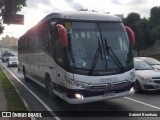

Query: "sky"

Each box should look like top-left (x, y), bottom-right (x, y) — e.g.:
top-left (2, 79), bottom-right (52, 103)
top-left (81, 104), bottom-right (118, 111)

top-left (0, 0), bottom-right (160, 39)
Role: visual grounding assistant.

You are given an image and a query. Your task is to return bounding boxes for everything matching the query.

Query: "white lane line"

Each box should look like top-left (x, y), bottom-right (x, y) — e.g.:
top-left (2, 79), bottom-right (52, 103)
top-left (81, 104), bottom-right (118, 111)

top-left (1, 63), bottom-right (61, 120)
top-left (125, 97), bottom-right (160, 110)
top-left (3, 63), bottom-right (160, 115)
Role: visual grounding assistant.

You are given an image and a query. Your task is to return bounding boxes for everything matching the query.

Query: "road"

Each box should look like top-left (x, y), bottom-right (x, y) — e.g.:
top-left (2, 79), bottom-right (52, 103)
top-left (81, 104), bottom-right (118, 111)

top-left (0, 62), bottom-right (160, 120)
top-left (0, 48), bottom-right (160, 120)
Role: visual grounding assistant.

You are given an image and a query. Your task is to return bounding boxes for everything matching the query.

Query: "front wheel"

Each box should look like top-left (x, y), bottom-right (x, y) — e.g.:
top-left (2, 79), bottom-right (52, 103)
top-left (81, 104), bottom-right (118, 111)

top-left (45, 75), bottom-right (54, 98)
top-left (135, 80), bottom-right (141, 93)
top-left (23, 68), bottom-right (29, 82)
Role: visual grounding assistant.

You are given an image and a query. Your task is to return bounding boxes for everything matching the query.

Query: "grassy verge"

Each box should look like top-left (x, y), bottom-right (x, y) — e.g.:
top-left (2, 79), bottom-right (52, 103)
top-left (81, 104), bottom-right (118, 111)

top-left (0, 67), bottom-right (27, 111)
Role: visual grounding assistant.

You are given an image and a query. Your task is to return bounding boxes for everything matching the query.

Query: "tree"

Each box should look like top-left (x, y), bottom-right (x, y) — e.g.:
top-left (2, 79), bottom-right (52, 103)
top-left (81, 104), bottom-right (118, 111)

top-left (149, 6), bottom-right (160, 28)
top-left (151, 25), bottom-right (160, 41)
top-left (123, 13), bottom-right (153, 56)
top-left (123, 12), bottom-right (141, 32)
top-left (148, 6), bottom-right (160, 43)
top-left (136, 18), bottom-right (153, 56)
top-left (123, 13), bottom-right (141, 55)
top-left (0, 0), bottom-right (27, 34)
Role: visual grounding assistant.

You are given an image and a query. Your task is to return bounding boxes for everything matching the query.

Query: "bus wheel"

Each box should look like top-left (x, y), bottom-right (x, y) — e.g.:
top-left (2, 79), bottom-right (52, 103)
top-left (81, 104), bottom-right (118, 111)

top-left (135, 80), bottom-right (141, 93)
top-left (45, 75), bottom-right (54, 98)
top-left (23, 69), bottom-right (29, 82)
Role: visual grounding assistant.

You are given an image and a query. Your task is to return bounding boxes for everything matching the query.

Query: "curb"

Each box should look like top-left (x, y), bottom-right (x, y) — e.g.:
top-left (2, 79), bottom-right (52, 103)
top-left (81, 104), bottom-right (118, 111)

top-left (0, 64), bottom-right (36, 120)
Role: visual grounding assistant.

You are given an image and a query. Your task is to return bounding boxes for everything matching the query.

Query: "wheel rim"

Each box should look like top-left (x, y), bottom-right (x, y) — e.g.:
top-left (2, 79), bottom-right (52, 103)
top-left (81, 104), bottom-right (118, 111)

top-left (135, 81), bottom-right (141, 92)
top-left (23, 70), bottom-right (27, 81)
top-left (48, 82), bottom-right (53, 94)
top-left (46, 77), bottom-right (54, 96)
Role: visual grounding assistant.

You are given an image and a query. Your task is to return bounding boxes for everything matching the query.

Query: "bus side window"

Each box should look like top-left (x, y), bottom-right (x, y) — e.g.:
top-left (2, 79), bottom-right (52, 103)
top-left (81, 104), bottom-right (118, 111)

top-left (38, 24), bottom-right (50, 51)
top-left (48, 20), bottom-right (59, 59)
top-left (23, 36), bottom-right (28, 51)
top-left (18, 37), bottom-right (22, 52)
top-left (49, 21), bottom-right (65, 67)
top-left (30, 28), bottom-right (39, 51)
top-left (28, 33), bottom-right (33, 51)
top-left (53, 27), bottom-right (64, 66)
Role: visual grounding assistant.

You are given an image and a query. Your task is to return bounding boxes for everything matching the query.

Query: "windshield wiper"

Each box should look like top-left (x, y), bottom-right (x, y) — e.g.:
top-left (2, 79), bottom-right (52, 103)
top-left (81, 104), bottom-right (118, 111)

top-left (88, 38), bottom-right (103, 75)
top-left (104, 38), bottom-right (125, 72)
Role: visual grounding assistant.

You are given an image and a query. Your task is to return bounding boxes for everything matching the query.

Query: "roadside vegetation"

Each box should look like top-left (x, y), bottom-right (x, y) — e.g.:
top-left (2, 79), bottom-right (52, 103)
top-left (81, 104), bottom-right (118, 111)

top-left (0, 67), bottom-right (26, 111)
top-left (149, 54), bottom-right (160, 61)
top-left (123, 6), bottom-right (160, 56)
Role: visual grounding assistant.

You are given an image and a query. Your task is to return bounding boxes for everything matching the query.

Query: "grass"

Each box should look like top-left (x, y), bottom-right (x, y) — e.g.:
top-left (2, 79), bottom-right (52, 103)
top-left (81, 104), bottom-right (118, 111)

top-left (0, 67), bottom-right (27, 111)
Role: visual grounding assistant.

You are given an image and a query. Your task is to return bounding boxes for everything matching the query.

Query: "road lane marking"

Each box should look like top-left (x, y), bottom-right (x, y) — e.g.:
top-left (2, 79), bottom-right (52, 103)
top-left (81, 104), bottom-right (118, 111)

top-left (125, 97), bottom-right (160, 110)
top-left (1, 63), bottom-right (61, 120)
top-left (2, 63), bottom-right (160, 115)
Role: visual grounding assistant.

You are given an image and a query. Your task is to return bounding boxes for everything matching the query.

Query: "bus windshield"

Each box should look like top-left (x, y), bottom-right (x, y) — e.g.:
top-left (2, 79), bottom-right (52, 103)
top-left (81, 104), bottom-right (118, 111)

top-left (65, 22), bottom-right (133, 71)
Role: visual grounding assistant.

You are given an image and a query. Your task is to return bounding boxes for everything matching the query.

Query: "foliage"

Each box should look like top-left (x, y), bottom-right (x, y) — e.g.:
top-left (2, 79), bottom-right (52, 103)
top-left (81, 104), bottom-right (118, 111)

top-left (149, 6), bottom-right (160, 28)
top-left (123, 12), bottom-right (140, 32)
top-left (149, 6), bottom-right (160, 43)
top-left (123, 6), bottom-right (160, 56)
top-left (136, 18), bottom-right (153, 50)
top-left (151, 25), bottom-right (160, 41)
top-left (123, 13), bottom-right (149, 56)
top-left (0, 67), bottom-right (27, 111)
top-left (0, 0), bottom-right (27, 34)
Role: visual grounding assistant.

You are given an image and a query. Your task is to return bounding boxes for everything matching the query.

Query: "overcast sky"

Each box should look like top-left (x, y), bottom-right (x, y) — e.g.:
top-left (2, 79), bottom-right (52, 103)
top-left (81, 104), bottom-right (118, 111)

top-left (1, 0), bottom-right (160, 39)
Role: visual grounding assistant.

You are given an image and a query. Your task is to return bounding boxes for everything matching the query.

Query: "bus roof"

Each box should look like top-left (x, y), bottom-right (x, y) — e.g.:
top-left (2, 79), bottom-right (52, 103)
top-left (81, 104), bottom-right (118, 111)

top-left (19, 11), bottom-right (122, 37)
top-left (41, 11), bottom-right (122, 22)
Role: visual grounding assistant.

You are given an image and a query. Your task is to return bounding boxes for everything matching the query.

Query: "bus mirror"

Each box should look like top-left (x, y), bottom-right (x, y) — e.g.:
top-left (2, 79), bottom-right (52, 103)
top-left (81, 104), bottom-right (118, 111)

top-left (57, 24), bottom-right (68, 47)
top-left (125, 26), bottom-right (135, 45)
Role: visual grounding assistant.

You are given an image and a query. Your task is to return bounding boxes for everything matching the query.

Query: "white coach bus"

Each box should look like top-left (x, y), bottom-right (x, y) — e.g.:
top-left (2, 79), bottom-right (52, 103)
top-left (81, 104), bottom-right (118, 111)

top-left (18, 11), bottom-right (135, 104)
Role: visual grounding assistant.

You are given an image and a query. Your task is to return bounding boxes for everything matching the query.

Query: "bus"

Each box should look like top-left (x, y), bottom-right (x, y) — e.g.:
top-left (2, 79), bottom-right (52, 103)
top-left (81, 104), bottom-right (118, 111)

top-left (18, 11), bottom-right (135, 104)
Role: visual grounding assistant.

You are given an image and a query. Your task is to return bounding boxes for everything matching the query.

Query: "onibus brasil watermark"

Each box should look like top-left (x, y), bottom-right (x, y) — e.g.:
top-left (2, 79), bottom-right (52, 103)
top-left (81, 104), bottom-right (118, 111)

top-left (1, 112), bottom-right (43, 118)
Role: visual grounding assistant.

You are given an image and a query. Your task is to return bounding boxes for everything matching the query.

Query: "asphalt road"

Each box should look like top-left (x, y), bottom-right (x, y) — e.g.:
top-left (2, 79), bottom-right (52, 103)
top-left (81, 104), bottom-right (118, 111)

top-left (1, 61), bottom-right (160, 120)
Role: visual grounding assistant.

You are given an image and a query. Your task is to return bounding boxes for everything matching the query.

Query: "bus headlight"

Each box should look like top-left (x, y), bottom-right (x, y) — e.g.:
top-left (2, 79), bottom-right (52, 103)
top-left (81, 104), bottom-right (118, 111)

top-left (66, 77), bottom-right (91, 88)
top-left (75, 93), bottom-right (84, 99)
top-left (126, 71), bottom-right (135, 82)
top-left (130, 87), bottom-right (135, 93)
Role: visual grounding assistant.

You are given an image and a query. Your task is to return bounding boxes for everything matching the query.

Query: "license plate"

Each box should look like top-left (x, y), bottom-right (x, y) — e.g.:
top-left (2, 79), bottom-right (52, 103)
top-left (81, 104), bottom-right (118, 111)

top-left (104, 91), bottom-right (115, 96)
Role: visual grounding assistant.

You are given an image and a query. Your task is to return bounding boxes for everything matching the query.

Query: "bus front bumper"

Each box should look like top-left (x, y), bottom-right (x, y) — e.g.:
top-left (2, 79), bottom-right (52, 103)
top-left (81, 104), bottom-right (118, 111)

top-left (64, 87), bottom-right (135, 104)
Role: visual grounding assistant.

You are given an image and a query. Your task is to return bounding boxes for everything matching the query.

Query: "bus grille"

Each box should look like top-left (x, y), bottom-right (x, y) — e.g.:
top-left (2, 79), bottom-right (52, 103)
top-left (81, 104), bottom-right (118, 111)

top-left (86, 81), bottom-right (131, 91)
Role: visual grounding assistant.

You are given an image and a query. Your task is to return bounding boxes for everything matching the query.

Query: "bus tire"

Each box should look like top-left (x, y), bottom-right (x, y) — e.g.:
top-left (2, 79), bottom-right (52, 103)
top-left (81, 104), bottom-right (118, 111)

top-left (45, 75), bottom-right (54, 98)
top-left (23, 68), bottom-right (29, 82)
top-left (135, 80), bottom-right (141, 93)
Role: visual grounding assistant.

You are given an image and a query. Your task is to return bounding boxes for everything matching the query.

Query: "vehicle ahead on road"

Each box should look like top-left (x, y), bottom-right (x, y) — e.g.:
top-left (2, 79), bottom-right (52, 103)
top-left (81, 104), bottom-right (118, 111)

top-left (18, 11), bottom-right (135, 104)
top-left (134, 58), bottom-right (160, 93)
top-left (135, 57), bottom-right (160, 71)
top-left (7, 56), bottom-right (18, 67)
top-left (1, 52), bottom-right (14, 62)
